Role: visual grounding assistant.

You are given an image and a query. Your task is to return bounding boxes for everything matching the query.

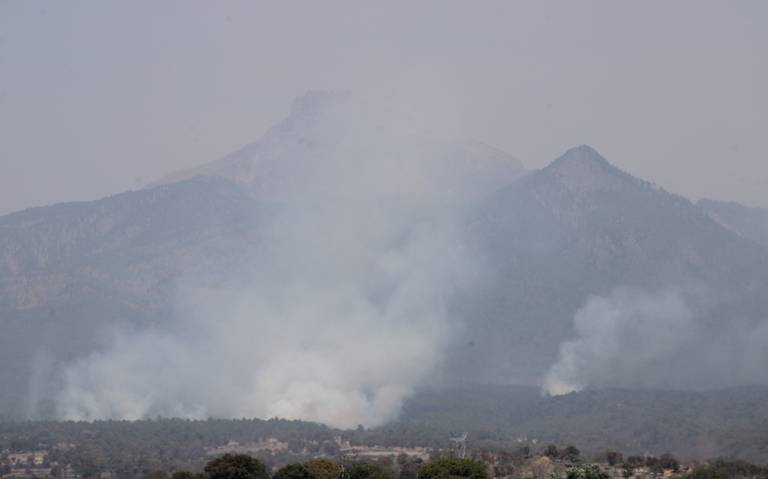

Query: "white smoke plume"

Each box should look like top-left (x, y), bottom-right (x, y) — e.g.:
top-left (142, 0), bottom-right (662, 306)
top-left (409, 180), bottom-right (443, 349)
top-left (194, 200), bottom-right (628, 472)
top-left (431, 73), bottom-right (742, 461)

top-left (55, 93), bottom-right (497, 428)
top-left (541, 287), bottom-right (696, 396)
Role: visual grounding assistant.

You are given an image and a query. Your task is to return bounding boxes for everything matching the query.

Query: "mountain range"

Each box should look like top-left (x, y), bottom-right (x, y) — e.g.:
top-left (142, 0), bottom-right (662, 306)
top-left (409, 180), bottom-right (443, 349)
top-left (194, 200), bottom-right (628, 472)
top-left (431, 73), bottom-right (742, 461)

top-left (1, 92), bottom-right (767, 424)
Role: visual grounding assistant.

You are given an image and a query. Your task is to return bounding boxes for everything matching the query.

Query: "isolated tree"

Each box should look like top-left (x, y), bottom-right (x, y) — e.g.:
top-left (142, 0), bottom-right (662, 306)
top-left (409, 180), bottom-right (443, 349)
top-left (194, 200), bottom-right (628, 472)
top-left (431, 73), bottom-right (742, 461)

top-left (659, 454), bottom-right (679, 472)
top-left (144, 471), bottom-right (170, 479)
top-left (347, 463), bottom-right (390, 479)
top-left (543, 445), bottom-right (560, 459)
top-left (305, 458), bottom-right (341, 479)
top-left (320, 441), bottom-right (341, 457)
top-left (172, 472), bottom-right (206, 479)
top-left (204, 454), bottom-right (269, 479)
top-left (644, 456), bottom-right (664, 474)
top-left (562, 446), bottom-right (580, 462)
top-left (399, 461), bottom-right (423, 479)
top-left (604, 451), bottom-right (623, 467)
top-left (418, 458), bottom-right (488, 479)
top-left (275, 464), bottom-right (314, 479)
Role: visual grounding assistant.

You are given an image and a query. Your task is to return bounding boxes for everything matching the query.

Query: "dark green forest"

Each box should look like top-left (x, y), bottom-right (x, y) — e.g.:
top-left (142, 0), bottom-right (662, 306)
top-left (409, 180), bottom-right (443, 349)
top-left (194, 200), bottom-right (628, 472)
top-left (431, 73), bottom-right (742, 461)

top-left (2, 385), bottom-right (768, 479)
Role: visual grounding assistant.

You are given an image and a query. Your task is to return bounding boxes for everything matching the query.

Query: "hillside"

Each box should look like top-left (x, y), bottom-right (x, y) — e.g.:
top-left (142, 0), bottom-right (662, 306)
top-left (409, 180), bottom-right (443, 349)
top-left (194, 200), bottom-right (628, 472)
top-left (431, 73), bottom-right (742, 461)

top-left (698, 199), bottom-right (768, 249)
top-left (446, 145), bottom-right (768, 387)
top-left (382, 385), bottom-right (768, 463)
top-left (0, 98), bottom-right (767, 433)
top-left (0, 177), bottom-right (264, 418)
top-left (2, 386), bottom-right (768, 466)
top-left (477, 145), bottom-right (768, 295)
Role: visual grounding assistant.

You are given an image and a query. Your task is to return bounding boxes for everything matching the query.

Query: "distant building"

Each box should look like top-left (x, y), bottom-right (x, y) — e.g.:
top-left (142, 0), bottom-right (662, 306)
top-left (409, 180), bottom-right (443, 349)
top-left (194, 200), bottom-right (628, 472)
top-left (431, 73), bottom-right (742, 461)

top-left (7, 452), bottom-right (46, 467)
top-left (4, 467), bottom-right (52, 479)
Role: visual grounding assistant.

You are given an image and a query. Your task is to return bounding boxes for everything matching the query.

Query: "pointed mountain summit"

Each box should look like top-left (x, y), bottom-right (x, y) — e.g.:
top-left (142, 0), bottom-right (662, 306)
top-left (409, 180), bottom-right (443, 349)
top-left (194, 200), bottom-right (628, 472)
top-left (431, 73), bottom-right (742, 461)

top-left (148, 91), bottom-right (357, 189)
top-left (548, 144), bottom-right (610, 167)
top-left (542, 144), bottom-right (650, 194)
top-left (456, 145), bottom-right (768, 385)
top-left (151, 91), bottom-right (525, 203)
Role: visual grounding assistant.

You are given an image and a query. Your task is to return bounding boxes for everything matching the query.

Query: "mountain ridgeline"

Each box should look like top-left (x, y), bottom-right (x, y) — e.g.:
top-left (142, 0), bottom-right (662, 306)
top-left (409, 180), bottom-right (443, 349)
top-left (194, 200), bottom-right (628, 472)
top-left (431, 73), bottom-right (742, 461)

top-left (0, 94), bottom-right (767, 448)
top-left (698, 198), bottom-right (768, 249)
top-left (455, 145), bottom-right (768, 388)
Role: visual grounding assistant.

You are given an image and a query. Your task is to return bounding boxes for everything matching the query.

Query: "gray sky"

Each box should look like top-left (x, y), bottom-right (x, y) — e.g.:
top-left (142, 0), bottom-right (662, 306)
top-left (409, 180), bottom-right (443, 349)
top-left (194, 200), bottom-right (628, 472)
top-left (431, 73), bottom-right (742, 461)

top-left (1, 0), bottom-right (766, 215)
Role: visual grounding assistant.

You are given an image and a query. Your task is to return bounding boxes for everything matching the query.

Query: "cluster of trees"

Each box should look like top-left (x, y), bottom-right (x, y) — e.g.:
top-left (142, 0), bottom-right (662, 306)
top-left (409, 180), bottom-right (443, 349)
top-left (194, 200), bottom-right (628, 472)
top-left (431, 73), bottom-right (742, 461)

top-left (388, 385), bottom-right (768, 463)
top-left (3, 420), bottom-right (768, 479)
top-left (148, 454), bottom-right (488, 479)
top-left (594, 450), bottom-right (681, 476)
top-left (563, 464), bottom-right (610, 479)
top-left (543, 445), bottom-right (581, 462)
top-left (0, 419), bottom-right (339, 478)
top-left (683, 460), bottom-right (768, 479)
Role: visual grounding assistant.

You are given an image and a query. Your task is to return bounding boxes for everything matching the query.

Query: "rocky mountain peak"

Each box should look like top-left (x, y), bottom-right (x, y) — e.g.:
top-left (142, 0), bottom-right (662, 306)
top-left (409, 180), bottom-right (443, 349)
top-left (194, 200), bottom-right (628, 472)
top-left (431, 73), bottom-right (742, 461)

top-left (149, 92), bottom-right (525, 200)
top-left (551, 144), bottom-right (609, 166)
top-left (543, 144), bottom-right (641, 194)
top-left (287, 90), bottom-right (352, 119)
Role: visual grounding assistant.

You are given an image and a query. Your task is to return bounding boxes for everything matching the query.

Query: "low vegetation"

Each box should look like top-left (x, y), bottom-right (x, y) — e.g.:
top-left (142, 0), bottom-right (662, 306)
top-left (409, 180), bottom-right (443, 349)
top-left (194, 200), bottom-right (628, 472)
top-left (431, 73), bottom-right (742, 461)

top-left (1, 419), bottom-right (767, 479)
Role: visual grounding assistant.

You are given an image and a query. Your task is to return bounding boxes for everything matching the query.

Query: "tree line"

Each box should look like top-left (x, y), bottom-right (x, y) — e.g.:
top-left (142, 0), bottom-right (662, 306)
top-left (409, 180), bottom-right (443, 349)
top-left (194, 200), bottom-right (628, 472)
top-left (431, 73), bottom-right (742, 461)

top-left (146, 454), bottom-right (489, 479)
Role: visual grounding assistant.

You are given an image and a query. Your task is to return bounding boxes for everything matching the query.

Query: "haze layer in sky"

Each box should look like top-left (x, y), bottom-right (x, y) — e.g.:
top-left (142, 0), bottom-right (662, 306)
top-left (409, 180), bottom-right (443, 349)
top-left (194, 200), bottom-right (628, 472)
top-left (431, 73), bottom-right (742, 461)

top-left (0, 0), bottom-right (766, 215)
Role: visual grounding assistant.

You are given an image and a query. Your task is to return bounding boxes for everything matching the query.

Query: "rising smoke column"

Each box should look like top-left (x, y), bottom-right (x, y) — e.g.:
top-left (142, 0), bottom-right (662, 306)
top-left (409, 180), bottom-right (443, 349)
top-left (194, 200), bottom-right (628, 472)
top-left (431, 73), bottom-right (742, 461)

top-left (55, 93), bottom-right (491, 427)
top-left (541, 284), bottom-right (768, 396)
top-left (540, 287), bottom-right (695, 396)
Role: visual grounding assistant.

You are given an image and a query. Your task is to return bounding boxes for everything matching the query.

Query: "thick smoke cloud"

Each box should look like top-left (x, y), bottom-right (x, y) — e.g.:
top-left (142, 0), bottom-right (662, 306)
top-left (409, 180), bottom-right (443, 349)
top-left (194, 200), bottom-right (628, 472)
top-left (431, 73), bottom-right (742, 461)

top-left (50, 92), bottom-right (768, 424)
top-left (541, 288), bottom-right (695, 396)
top-left (55, 93), bottom-right (487, 428)
top-left (541, 287), bottom-right (768, 396)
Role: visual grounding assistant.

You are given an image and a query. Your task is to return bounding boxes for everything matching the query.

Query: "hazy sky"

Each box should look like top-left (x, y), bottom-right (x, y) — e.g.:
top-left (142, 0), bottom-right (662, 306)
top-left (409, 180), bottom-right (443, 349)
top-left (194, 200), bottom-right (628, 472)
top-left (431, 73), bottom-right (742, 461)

top-left (1, 0), bottom-right (766, 215)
